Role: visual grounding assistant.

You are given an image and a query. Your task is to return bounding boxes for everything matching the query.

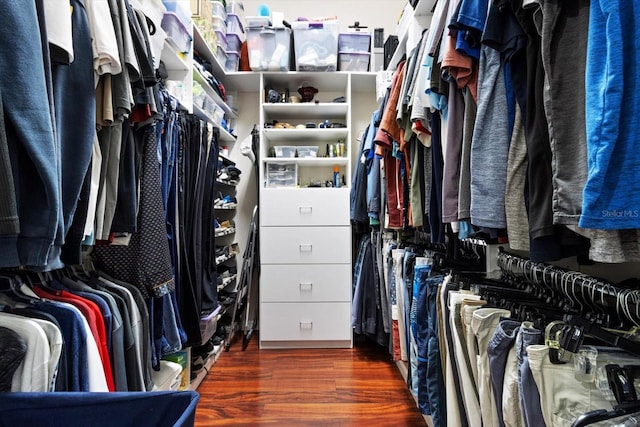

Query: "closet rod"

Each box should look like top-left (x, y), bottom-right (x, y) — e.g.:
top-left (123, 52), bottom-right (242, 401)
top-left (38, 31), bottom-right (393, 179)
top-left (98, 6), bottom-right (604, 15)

top-left (496, 251), bottom-right (640, 327)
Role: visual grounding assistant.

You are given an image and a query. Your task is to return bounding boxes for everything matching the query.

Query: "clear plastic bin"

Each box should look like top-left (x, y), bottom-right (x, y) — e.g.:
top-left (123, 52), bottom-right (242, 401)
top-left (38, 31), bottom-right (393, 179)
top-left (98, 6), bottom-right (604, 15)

top-left (211, 15), bottom-right (226, 33)
top-left (291, 19), bottom-right (339, 71)
top-left (296, 146), bottom-right (319, 158)
top-left (338, 51), bottom-right (370, 71)
top-left (273, 146), bottom-right (296, 158)
top-left (246, 16), bottom-right (270, 27)
top-left (161, 12), bottom-right (192, 53)
top-left (211, 0), bottom-right (227, 20)
top-left (246, 26), bottom-right (291, 71)
top-left (215, 30), bottom-right (227, 51)
top-left (227, 32), bottom-right (242, 52)
top-left (225, 50), bottom-right (240, 72)
top-left (162, 1), bottom-right (191, 27)
top-left (338, 32), bottom-right (371, 52)
top-left (227, 13), bottom-right (245, 35)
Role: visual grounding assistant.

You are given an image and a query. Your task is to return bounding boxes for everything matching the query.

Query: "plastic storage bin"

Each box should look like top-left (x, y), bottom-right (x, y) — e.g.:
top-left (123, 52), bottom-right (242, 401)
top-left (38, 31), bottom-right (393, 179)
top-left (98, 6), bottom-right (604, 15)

top-left (291, 20), bottom-right (339, 71)
top-left (162, 12), bottom-right (192, 53)
top-left (227, 13), bottom-right (245, 35)
top-left (215, 30), bottom-right (227, 52)
top-left (225, 50), bottom-right (240, 72)
top-left (338, 32), bottom-right (371, 52)
top-left (227, 32), bottom-right (242, 52)
top-left (266, 162), bottom-right (297, 187)
top-left (338, 51), bottom-right (370, 71)
top-left (211, 15), bottom-right (226, 33)
top-left (273, 146), bottom-right (296, 158)
top-left (296, 146), bottom-right (319, 158)
top-left (246, 26), bottom-right (291, 71)
top-left (246, 15), bottom-right (270, 27)
top-left (211, 0), bottom-right (227, 20)
top-left (162, 1), bottom-right (191, 27)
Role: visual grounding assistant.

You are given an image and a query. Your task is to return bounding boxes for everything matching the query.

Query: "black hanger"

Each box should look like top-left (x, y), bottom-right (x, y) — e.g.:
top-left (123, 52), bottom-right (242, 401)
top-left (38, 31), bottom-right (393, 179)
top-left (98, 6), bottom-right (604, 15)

top-left (572, 401), bottom-right (640, 427)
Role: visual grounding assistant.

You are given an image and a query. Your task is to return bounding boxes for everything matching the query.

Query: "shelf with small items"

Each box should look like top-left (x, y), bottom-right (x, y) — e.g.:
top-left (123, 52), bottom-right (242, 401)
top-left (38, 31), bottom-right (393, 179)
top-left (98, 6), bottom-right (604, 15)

top-left (192, 104), bottom-right (236, 143)
top-left (193, 66), bottom-right (236, 119)
top-left (215, 226), bottom-right (236, 238)
top-left (217, 273), bottom-right (238, 292)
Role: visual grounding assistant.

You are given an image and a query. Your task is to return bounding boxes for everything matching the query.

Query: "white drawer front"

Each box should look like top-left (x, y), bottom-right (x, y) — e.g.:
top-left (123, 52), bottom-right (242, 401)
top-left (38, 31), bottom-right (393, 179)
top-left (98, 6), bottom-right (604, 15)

top-left (260, 188), bottom-right (350, 226)
top-left (260, 226), bottom-right (351, 264)
top-left (260, 302), bottom-right (352, 341)
top-left (261, 264), bottom-right (351, 302)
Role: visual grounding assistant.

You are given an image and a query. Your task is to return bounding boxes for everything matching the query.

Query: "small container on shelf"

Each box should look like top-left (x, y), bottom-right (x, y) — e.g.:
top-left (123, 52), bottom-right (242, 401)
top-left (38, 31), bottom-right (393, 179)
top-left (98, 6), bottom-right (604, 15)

top-left (226, 32), bottom-right (242, 53)
top-left (273, 146), bottom-right (296, 158)
top-left (246, 26), bottom-right (291, 71)
top-left (162, 1), bottom-right (191, 27)
top-left (291, 19), bottom-right (339, 71)
top-left (338, 51), bottom-right (370, 71)
top-left (225, 50), bottom-right (240, 72)
top-left (215, 30), bottom-right (227, 52)
top-left (338, 31), bottom-right (371, 53)
top-left (266, 162), bottom-right (298, 188)
top-left (162, 12), bottom-right (193, 53)
top-left (211, 0), bottom-right (227, 20)
top-left (212, 15), bottom-right (226, 33)
top-left (226, 1), bottom-right (246, 22)
top-left (246, 16), bottom-right (270, 28)
top-left (296, 146), bottom-right (319, 158)
top-left (227, 13), bottom-right (245, 37)
top-left (216, 47), bottom-right (228, 66)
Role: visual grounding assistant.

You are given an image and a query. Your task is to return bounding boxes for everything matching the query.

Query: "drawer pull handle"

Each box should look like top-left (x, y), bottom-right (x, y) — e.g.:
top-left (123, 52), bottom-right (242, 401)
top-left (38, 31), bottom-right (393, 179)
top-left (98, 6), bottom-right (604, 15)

top-left (299, 321), bottom-right (313, 329)
top-left (299, 244), bottom-right (313, 252)
top-left (299, 282), bottom-right (313, 291)
top-left (299, 206), bottom-right (313, 214)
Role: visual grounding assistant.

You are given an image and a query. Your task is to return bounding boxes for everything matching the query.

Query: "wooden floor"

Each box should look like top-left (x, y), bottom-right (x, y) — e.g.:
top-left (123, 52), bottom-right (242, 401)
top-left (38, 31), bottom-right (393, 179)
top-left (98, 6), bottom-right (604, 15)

top-left (194, 336), bottom-right (427, 426)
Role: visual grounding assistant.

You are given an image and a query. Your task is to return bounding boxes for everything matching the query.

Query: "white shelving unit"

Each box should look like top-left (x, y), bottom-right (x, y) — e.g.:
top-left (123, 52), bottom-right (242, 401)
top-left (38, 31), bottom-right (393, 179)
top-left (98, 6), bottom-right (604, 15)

top-left (256, 72), bottom-right (376, 350)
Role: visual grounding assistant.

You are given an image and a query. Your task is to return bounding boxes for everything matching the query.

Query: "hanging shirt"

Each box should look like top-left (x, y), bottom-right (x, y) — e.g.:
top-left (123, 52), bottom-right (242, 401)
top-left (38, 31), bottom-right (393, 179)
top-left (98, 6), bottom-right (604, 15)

top-left (579, 0), bottom-right (640, 229)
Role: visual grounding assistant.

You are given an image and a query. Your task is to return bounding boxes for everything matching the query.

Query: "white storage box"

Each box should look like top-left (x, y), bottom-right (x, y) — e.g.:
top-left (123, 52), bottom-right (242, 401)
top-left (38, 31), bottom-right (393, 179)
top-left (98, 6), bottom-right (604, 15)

top-left (246, 26), bottom-right (291, 71)
top-left (338, 32), bottom-right (371, 52)
top-left (296, 146), bottom-right (319, 158)
top-left (161, 12), bottom-right (192, 53)
top-left (291, 20), bottom-right (339, 71)
top-left (267, 162), bottom-right (298, 187)
top-left (274, 145), bottom-right (296, 158)
top-left (338, 51), bottom-right (370, 71)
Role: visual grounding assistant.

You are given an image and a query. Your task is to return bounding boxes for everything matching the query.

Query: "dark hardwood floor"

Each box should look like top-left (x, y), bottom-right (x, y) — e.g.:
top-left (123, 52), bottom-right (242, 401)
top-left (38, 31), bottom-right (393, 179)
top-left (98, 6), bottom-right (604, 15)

top-left (194, 335), bottom-right (427, 426)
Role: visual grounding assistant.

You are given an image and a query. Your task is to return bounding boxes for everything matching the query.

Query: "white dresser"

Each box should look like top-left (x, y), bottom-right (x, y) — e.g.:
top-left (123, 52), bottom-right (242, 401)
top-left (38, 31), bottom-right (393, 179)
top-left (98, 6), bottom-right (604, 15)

top-left (258, 72), bottom-right (370, 348)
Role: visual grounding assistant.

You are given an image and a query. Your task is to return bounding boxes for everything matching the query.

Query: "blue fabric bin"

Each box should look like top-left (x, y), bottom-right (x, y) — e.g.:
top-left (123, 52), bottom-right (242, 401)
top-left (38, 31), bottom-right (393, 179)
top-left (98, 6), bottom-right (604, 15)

top-left (0, 391), bottom-right (199, 427)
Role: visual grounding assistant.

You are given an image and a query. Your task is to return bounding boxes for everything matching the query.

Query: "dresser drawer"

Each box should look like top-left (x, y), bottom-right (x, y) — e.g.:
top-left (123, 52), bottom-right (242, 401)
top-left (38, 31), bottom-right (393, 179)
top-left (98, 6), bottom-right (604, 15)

top-left (261, 264), bottom-right (351, 302)
top-left (260, 188), bottom-right (350, 226)
top-left (260, 302), bottom-right (352, 342)
top-left (260, 226), bottom-right (351, 264)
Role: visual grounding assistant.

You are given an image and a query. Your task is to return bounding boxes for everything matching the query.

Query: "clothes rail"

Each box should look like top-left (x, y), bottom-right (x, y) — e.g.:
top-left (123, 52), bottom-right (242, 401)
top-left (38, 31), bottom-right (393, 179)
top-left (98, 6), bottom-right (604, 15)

top-left (496, 251), bottom-right (640, 327)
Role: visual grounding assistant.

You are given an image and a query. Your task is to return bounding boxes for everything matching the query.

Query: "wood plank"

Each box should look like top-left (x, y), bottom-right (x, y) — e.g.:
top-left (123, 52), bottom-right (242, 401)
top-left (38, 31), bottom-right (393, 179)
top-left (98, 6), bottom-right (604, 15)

top-left (195, 336), bottom-right (426, 426)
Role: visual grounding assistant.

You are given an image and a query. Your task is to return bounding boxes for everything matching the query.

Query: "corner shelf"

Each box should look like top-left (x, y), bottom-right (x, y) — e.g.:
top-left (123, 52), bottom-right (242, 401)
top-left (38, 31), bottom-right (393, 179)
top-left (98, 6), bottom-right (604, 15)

top-left (192, 104), bottom-right (237, 143)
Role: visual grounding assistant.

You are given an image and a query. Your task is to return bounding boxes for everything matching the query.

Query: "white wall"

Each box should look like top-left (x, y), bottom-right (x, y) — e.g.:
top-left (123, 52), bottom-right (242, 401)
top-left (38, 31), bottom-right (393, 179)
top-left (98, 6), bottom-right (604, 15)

top-left (240, 0), bottom-right (407, 36)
